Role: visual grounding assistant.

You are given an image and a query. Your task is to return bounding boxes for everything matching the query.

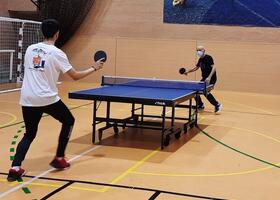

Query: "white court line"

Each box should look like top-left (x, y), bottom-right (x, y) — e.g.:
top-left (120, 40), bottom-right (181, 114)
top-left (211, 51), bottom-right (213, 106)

top-left (0, 145), bottom-right (102, 198)
top-left (0, 82), bottom-right (61, 94)
top-left (0, 88), bottom-right (20, 94)
top-left (0, 108), bottom-right (183, 198)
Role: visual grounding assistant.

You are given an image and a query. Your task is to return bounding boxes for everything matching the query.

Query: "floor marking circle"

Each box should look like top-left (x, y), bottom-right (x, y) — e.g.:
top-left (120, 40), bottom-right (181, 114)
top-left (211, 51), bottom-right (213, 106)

top-left (132, 124), bottom-right (280, 177)
top-left (0, 112), bottom-right (17, 128)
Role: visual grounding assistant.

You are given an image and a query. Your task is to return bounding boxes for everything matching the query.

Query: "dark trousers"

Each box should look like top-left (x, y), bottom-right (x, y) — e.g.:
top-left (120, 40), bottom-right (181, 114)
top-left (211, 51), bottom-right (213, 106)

top-left (196, 93), bottom-right (219, 107)
top-left (196, 77), bottom-right (219, 107)
top-left (12, 100), bottom-right (75, 167)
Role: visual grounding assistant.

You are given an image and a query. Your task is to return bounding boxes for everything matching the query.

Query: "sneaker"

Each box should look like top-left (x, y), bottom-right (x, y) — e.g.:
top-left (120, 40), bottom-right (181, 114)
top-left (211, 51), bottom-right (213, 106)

top-left (215, 104), bottom-right (222, 114)
top-left (197, 105), bottom-right (205, 110)
top-left (50, 157), bottom-right (70, 170)
top-left (7, 168), bottom-right (26, 182)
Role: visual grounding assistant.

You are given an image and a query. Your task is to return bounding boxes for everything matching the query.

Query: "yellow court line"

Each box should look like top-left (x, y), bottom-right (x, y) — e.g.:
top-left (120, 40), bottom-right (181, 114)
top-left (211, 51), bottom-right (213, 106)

top-left (0, 179), bottom-right (103, 193)
top-left (132, 121), bottom-right (280, 177)
top-left (0, 149), bottom-right (160, 193)
top-left (132, 162), bottom-right (280, 177)
top-left (223, 99), bottom-right (274, 115)
top-left (3, 121), bottom-right (279, 191)
top-left (0, 111), bottom-right (17, 128)
top-left (0, 117), bottom-right (203, 193)
top-left (69, 186), bottom-right (103, 192)
top-left (100, 148), bottom-right (160, 192)
top-left (2, 101), bottom-right (276, 192)
top-left (208, 123), bottom-right (280, 144)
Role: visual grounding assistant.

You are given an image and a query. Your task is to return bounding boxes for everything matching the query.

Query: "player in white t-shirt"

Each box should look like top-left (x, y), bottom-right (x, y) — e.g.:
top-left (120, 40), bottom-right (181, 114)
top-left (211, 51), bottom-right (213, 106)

top-left (7, 19), bottom-right (104, 182)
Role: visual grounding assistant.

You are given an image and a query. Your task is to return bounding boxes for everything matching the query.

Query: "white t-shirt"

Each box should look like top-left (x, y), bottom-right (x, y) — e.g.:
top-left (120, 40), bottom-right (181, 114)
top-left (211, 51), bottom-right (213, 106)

top-left (20, 42), bottom-right (72, 106)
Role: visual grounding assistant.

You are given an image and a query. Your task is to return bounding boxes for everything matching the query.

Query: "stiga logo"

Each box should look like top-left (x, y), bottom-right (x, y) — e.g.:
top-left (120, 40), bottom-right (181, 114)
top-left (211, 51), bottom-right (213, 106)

top-left (155, 101), bottom-right (165, 105)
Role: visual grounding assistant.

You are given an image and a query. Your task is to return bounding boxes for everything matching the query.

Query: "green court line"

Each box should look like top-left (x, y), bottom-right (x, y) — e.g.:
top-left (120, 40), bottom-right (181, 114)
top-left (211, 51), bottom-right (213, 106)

top-left (3, 101), bottom-right (279, 197)
top-left (197, 126), bottom-right (280, 169)
top-left (22, 187), bottom-right (31, 194)
top-left (9, 156), bottom-right (14, 161)
top-left (4, 102), bottom-right (93, 198)
top-left (17, 178), bottom-right (32, 194)
top-left (8, 125), bottom-right (33, 195)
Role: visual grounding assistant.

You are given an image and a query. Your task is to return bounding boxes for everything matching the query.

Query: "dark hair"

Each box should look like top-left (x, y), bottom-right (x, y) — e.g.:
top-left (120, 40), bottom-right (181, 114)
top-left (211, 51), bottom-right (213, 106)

top-left (41, 19), bottom-right (60, 39)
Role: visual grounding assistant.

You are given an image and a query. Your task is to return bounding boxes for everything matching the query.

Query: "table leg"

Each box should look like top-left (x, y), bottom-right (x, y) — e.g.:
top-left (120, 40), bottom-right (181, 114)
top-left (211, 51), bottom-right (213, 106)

top-left (194, 94), bottom-right (198, 126)
top-left (161, 106), bottom-right (166, 149)
top-left (92, 100), bottom-right (97, 143)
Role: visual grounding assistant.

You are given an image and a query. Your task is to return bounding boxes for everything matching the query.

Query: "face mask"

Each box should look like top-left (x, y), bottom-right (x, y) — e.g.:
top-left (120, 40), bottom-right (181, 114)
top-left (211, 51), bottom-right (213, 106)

top-left (197, 50), bottom-right (204, 57)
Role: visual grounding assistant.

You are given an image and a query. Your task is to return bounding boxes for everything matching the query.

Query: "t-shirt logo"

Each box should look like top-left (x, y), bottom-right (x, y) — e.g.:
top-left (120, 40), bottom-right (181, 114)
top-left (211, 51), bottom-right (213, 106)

top-left (31, 48), bottom-right (46, 71)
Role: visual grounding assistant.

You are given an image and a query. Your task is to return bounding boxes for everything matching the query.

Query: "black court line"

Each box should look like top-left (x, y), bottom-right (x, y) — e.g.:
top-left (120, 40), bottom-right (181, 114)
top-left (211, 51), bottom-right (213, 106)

top-left (41, 181), bottom-right (74, 200)
top-left (149, 191), bottom-right (161, 200)
top-left (0, 172), bottom-right (227, 200)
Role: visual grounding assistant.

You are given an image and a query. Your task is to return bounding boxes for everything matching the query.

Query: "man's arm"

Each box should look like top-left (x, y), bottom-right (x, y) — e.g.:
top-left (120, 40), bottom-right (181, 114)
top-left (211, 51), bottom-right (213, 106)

top-left (205, 64), bottom-right (216, 83)
top-left (185, 58), bottom-right (201, 75)
top-left (183, 65), bottom-right (199, 76)
top-left (67, 61), bottom-right (103, 81)
top-left (188, 66), bottom-right (199, 73)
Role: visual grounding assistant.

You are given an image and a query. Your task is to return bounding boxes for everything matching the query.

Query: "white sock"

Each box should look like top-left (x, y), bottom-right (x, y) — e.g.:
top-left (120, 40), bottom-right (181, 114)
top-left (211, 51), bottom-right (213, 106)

top-left (12, 166), bottom-right (20, 171)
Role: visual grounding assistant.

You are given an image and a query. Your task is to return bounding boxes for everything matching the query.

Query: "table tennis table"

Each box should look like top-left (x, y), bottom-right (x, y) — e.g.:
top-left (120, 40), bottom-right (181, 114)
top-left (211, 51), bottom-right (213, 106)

top-left (69, 76), bottom-right (213, 149)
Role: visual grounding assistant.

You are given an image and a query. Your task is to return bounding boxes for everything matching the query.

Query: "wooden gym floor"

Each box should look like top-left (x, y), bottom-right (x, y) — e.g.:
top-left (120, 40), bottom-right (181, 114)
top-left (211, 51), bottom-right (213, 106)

top-left (0, 82), bottom-right (280, 200)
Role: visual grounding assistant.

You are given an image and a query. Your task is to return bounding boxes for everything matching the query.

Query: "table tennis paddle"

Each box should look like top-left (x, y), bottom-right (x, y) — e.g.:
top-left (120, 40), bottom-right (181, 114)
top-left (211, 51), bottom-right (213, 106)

top-left (94, 50), bottom-right (107, 62)
top-left (179, 67), bottom-right (188, 75)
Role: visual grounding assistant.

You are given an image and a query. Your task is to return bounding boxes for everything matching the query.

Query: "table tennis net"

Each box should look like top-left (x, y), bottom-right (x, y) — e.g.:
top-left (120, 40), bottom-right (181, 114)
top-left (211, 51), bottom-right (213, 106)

top-left (102, 76), bottom-right (207, 91)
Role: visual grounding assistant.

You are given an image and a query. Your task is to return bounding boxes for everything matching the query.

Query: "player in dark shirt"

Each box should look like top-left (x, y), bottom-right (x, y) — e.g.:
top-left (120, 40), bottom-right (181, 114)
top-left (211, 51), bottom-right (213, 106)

top-left (184, 46), bottom-right (222, 113)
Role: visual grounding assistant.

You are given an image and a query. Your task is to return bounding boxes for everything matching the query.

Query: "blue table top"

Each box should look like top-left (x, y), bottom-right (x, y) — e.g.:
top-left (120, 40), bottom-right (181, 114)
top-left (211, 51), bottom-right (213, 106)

top-left (69, 76), bottom-right (212, 106)
top-left (70, 85), bottom-right (200, 106)
top-left (71, 85), bottom-right (196, 101)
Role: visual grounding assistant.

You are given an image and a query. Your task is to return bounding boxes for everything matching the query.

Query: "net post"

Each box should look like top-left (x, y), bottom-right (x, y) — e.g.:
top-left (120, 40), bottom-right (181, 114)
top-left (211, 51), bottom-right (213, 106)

top-left (0, 17), bottom-right (42, 88)
top-left (17, 24), bottom-right (24, 83)
top-left (101, 76), bottom-right (105, 86)
top-left (9, 51), bottom-right (14, 82)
